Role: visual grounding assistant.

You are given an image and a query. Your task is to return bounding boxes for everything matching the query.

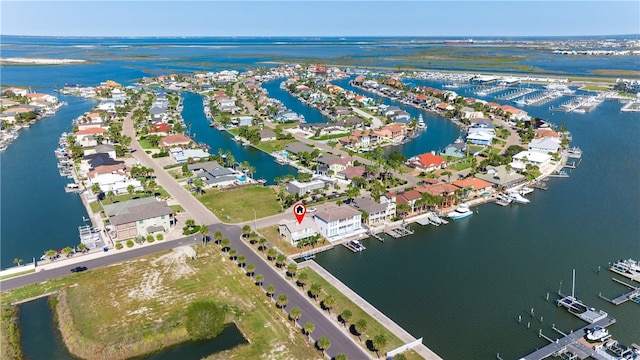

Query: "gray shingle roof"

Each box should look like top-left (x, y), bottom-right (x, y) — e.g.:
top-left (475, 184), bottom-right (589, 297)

top-left (104, 198), bottom-right (174, 226)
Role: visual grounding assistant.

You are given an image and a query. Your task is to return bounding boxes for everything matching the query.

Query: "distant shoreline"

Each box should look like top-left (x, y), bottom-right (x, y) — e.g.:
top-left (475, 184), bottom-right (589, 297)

top-left (0, 58), bottom-right (87, 65)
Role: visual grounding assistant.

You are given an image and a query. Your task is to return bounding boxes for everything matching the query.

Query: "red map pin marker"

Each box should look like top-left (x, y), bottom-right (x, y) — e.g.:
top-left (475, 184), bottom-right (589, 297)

top-left (293, 203), bottom-right (306, 224)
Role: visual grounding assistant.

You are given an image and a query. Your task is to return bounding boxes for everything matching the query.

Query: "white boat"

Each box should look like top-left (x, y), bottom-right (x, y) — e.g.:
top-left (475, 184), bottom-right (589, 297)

top-left (585, 326), bottom-right (611, 342)
top-left (347, 240), bottom-right (365, 252)
top-left (508, 191), bottom-right (530, 204)
top-left (447, 204), bottom-right (473, 220)
top-left (519, 187), bottom-right (534, 196)
top-left (416, 114), bottom-right (426, 130)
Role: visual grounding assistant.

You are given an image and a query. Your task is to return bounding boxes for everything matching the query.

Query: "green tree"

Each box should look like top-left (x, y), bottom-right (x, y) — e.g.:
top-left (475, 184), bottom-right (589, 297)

top-left (276, 293), bottom-right (288, 309)
top-left (309, 283), bottom-right (322, 302)
top-left (354, 319), bottom-right (368, 341)
top-left (289, 306), bottom-right (301, 324)
top-left (45, 249), bottom-right (57, 260)
top-left (13, 258), bottom-right (23, 266)
top-left (316, 336), bottom-right (331, 354)
top-left (441, 170), bottom-right (453, 183)
top-left (237, 254), bottom-right (246, 267)
top-left (246, 263), bottom-right (255, 276)
top-left (287, 262), bottom-right (298, 280)
top-left (229, 248), bottom-right (238, 260)
top-left (191, 177), bottom-right (205, 195)
top-left (340, 309), bottom-right (353, 327)
top-left (267, 247), bottom-right (277, 261)
top-left (303, 322), bottom-right (315, 340)
top-left (266, 284), bottom-right (276, 298)
top-left (91, 183), bottom-right (101, 195)
top-left (372, 334), bottom-right (388, 357)
top-left (214, 230), bottom-right (223, 244)
top-left (276, 253), bottom-right (287, 268)
top-left (322, 294), bottom-right (336, 314)
top-left (77, 243), bottom-right (88, 253)
top-left (258, 237), bottom-right (267, 252)
top-left (184, 300), bottom-right (226, 340)
top-left (242, 224), bottom-right (251, 238)
top-left (296, 271), bottom-right (308, 289)
top-left (221, 238), bottom-right (231, 251)
top-left (199, 224), bottom-right (209, 245)
top-left (255, 274), bottom-right (264, 286)
top-left (335, 353), bottom-right (348, 360)
top-left (62, 246), bottom-right (74, 257)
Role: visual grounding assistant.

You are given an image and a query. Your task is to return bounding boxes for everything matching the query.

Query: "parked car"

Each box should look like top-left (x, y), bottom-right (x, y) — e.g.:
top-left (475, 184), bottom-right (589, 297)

top-left (70, 266), bottom-right (88, 273)
top-left (307, 207), bottom-right (317, 213)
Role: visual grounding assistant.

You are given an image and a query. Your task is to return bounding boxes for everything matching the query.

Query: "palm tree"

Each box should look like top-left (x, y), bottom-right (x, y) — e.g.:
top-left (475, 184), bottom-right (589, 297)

top-left (275, 253), bottom-right (287, 268)
top-left (266, 284), bottom-right (276, 298)
top-left (91, 183), bottom-right (101, 195)
top-left (296, 271), bottom-right (308, 289)
top-left (127, 184), bottom-right (135, 195)
top-left (221, 238), bottom-right (231, 251)
top-left (276, 293), bottom-right (288, 310)
top-left (199, 225), bottom-right (209, 245)
top-left (354, 319), bottom-right (368, 341)
top-left (372, 334), bottom-right (388, 358)
top-left (289, 306), bottom-right (301, 325)
top-left (77, 243), bottom-right (88, 253)
top-left (255, 274), bottom-right (264, 286)
top-left (13, 258), bottom-right (23, 266)
top-left (45, 249), bottom-right (57, 260)
top-left (241, 224), bottom-right (251, 239)
top-left (214, 230), bottom-right (223, 244)
top-left (286, 262), bottom-right (298, 279)
top-left (340, 309), bottom-right (353, 327)
top-left (246, 263), bottom-right (255, 276)
top-left (267, 247), bottom-right (277, 261)
top-left (248, 231), bottom-right (258, 245)
top-left (106, 190), bottom-right (115, 202)
top-left (316, 336), bottom-right (331, 355)
top-left (237, 254), bottom-right (246, 267)
top-left (303, 322), bottom-right (315, 340)
top-left (335, 353), bottom-right (348, 360)
top-left (258, 237), bottom-right (267, 252)
top-left (322, 294), bottom-right (336, 314)
top-left (62, 246), bottom-right (74, 257)
top-left (229, 248), bottom-right (238, 260)
top-left (309, 283), bottom-right (322, 302)
top-left (441, 170), bottom-right (453, 183)
top-left (191, 177), bottom-right (205, 195)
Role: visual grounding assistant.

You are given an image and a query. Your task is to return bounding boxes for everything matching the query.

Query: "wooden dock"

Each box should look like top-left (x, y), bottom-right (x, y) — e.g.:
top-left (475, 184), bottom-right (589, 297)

top-left (385, 224), bottom-right (414, 238)
top-left (599, 278), bottom-right (640, 305)
top-left (519, 316), bottom-right (616, 360)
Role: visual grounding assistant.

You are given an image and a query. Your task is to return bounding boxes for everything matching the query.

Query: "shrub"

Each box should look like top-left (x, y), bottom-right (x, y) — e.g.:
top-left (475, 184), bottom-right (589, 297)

top-left (115, 242), bottom-right (123, 250)
top-left (146, 235), bottom-right (155, 243)
top-left (185, 300), bottom-right (226, 340)
top-left (126, 240), bottom-right (134, 248)
top-left (156, 233), bottom-right (164, 241)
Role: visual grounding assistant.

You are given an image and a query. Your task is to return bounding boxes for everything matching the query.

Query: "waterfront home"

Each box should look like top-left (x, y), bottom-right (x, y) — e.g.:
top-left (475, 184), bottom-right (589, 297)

top-left (2, 87), bottom-right (29, 97)
top-left (335, 116), bottom-right (363, 128)
top-left (278, 217), bottom-right (320, 246)
top-left (149, 123), bottom-right (173, 136)
top-left (441, 140), bottom-right (467, 158)
top-left (287, 179), bottom-right (326, 196)
top-left (313, 206), bottom-right (364, 242)
top-left (334, 106), bottom-right (352, 117)
top-left (26, 93), bottom-right (58, 104)
top-left (159, 134), bottom-right (192, 149)
top-left (410, 152), bottom-right (447, 172)
top-left (476, 165), bottom-right (527, 188)
top-left (466, 121), bottom-right (495, 145)
top-left (75, 127), bottom-right (107, 147)
top-left (338, 166), bottom-right (366, 181)
top-left (415, 183), bottom-right (458, 208)
top-left (199, 168), bottom-right (238, 189)
top-left (338, 129), bottom-right (378, 150)
top-left (88, 171), bottom-right (142, 195)
top-left (499, 104), bottom-right (528, 119)
top-left (316, 154), bottom-right (354, 177)
top-left (528, 137), bottom-right (560, 154)
top-left (535, 128), bottom-right (560, 140)
top-left (396, 190), bottom-right (423, 213)
top-left (169, 147), bottom-right (211, 164)
top-left (375, 123), bottom-right (405, 143)
top-left (510, 151), bottom-right (552, 171)
top-left (149, 106), bottom-right (167, 122)
top-left (461, 107), bottom-right (484, 120)
top-left (452, 177), bottom-right (494, 198)
top-left (350, 196), bottom-right (395, 226)
top-left (232, 116), bottom-right (254, 127)
top-left (187, 160), bottom-right (223, 174)
top-left (259, 128), bottom-right (277, 142)
top-left (87, 144), bottom-right (116, 159)
top-left (436, 102), bottom-right (455, 111)
top-left (285, 142), bottom-right (315, 156)
top-left (103, 197), bottom-right (174, 240)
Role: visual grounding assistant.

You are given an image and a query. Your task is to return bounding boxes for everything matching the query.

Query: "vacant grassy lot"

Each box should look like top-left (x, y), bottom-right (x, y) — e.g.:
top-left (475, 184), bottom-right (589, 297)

top-left (199, 186), bottom-right (282, 223)
top-left (254, 139), bottom-right (298, 154)
top-left (18, 246), bottom-right (317, 360)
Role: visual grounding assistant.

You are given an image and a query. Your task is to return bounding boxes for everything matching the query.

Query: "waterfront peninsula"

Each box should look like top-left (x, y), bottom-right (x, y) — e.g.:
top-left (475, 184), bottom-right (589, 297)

top-left (1, 60), bottom-right (638, 360)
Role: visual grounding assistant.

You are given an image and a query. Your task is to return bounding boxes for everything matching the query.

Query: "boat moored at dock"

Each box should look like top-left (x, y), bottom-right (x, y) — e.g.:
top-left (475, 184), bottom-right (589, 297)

top-left (447, 204), bottom-right (473, 220)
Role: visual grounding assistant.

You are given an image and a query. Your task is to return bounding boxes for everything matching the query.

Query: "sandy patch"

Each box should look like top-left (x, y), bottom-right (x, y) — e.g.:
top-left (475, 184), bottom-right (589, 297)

top-left (127, 247), bottom-right (196, 301)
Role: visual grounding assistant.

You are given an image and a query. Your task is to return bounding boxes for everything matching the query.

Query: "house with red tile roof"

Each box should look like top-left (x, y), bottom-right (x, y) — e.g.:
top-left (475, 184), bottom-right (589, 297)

top-left (411, 152), bottom-right (447, 172)
top-left (500, 104), bottom-right (528, 119)
top-left (75, 127), bottom-right (107, 147)
top-left (149, 123), bottom-right (173, 136)
top-left (397, 189), bottom-right (422, 212)
top-left (375, 123), bottom-right (405, 143)
top-left (159, 134), bottom-right (192, 149)
top-left (452, 178), bottom-right (494, 198)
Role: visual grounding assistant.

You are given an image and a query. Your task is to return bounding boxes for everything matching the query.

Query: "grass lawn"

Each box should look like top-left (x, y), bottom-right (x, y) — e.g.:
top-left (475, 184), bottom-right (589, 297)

top-left (310, 133), bottom-right (350, 141)
top-left (450, 160), bottom-right (473, 171)
top-left (254, 139), bottom-right (297, 154)
top-left (257, 225), bottom-right (301, 256)
top-left (199, 186), bottom-right (282, 223)
top-left (170, 204), bottom-right (185, 213)
top-left (89, 201), bottom-right (103, 214)
top-left (137, 138), bottom-right (157, 149)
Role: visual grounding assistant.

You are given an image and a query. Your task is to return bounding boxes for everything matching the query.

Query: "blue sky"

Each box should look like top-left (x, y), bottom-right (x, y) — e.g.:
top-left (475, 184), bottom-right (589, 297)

top-left (1, 1), bottom-right (638, 37)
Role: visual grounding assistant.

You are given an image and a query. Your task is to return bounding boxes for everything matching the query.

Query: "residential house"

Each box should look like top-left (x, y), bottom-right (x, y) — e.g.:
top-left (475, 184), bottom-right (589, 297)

top-left (316, 154), bottom-right (353, 177)
top-left (278, 217), bottom-right (319, 246)
top-left (460, 107), bottom-right (484, 120)
top-left (259, 128), bottom-right (277, 142)
top-left (103, 197), bottom-right (174, 240)
top-left (396, 190), bottom-right (422, 213)
top-left (375, 123), bottom-right (405, 143)
top-left (338, 166), bottom-right (366, 181)
top-left (466, 121), bottom-right (496, 145)
top-left (528, 137), bottom-right (560, 154)
top-left (169, 147), bottom-right (211, 164)
top-left (441, 140), bottom-right (466, 158)
top-left (232, 116), bottom-right (253, 127)
top-left (476, 165), bottom-right (527, 188)
top-left (286, 179), bottom-right (326, 197)
top-left (350, 196), bottom-right (394, 226)
top-left (313, 206), bottom-right (364, 241)
top-left (452, 177), bottom-right (494, 198)
top-left (75, 127), bottom-right (107, 147)
top-left (159, 134), bottom-right (192, 149)
top-left (510, 151), bottom-right (552, 171)
top-left (411, 152), bottom-right (447, 172)
top-left (285, 142), bottom-right (315, 157)
top-left (149, 123), bottom-right (173, 136)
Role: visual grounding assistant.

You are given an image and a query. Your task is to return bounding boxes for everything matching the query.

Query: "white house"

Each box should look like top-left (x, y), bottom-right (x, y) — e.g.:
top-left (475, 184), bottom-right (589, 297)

top-left (510, 151), bottom-right (552, 171)
top-left (313, 206), bottom-right (365, 241)
top-left (528, 137), bottom-right (560, 154)
top-left (278, 217), bottom-right (319, 246)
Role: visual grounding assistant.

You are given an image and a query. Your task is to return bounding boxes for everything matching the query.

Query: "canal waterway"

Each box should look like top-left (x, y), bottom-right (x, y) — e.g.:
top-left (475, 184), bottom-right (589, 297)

top-left (18, 297), bottom-right (247, 360)
top-left (1, 37), bottom-right (638, 359)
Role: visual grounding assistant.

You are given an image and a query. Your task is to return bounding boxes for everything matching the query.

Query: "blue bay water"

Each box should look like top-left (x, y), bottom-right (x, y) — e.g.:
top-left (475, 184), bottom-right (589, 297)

top-left (1, 36), bottom-right (638, 359)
